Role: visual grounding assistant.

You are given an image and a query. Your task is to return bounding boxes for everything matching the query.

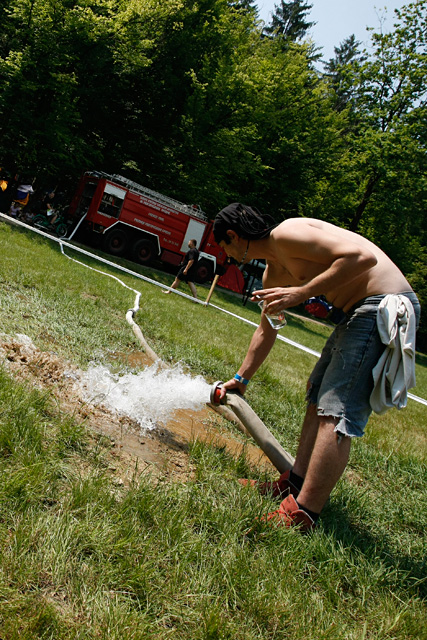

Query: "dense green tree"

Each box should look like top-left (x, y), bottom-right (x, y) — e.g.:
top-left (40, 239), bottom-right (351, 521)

top-left (80, 0), bottom-right (336, 217)
top-left (0, 0), bottom-right (197, 181)
top-left (170, 34), bottom-right (344, 214)
top-left (1, 0), bottom-right (125, 177)
top-left (0, 0), bottom-right (337, 211)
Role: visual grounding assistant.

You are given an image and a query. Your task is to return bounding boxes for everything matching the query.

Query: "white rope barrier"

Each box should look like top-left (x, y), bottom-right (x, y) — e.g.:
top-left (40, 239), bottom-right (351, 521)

top-left (207, 302), bottom-right (322, 357)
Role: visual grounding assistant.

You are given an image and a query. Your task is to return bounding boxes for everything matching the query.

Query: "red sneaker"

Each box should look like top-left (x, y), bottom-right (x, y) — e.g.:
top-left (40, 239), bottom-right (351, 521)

top-left (262, 495), bottom-right (315, 533)
top-left (238, 470), bottom-right (299, 499)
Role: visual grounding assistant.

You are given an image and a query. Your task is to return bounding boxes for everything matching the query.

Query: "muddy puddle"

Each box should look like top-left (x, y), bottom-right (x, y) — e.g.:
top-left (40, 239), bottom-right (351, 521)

top-left (0, 334), bottom-right (275, 485)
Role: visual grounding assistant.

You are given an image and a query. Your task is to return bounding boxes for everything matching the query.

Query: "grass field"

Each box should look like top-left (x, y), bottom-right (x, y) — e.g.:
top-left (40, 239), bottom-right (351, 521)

top-left (0, 220), bottom-right (426, 639)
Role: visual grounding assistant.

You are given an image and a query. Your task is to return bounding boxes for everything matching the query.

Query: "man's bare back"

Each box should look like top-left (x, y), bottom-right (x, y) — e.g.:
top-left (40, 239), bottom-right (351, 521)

top-left (262, 218), bottom-right (412, 311)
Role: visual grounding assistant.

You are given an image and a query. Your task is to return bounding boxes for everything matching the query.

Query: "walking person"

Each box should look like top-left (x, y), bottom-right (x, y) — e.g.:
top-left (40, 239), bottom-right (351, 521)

top-left (213, 203), bottom-right (420, 532)
top-left (163, 239), bottom-right (200, 299)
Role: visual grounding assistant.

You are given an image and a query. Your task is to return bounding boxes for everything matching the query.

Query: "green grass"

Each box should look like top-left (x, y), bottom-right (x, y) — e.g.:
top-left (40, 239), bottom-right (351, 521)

top-left (0, 221), bottom-right (426, 639)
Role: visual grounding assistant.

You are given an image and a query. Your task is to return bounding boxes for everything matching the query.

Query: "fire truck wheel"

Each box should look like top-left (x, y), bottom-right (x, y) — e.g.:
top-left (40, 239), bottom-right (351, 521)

top-left (132, 238), bottom-right (156, 264)
top-left (196, 258), bottom-right (214, 284)
top-left (103, 229), bottom-right (128, 256)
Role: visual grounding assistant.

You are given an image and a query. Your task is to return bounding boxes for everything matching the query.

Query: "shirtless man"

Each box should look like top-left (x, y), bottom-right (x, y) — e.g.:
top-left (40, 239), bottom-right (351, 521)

top-left (213, 203), bottom-right (420, 532)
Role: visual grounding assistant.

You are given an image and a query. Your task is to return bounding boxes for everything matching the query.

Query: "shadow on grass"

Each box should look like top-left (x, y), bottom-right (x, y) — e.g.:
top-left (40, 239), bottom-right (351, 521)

top-left (415, 351), bottom-right (427, 368)
top-left (286, 314), bottom-right (333, 341)
top-left (321, 501), bottom-right (427, 598)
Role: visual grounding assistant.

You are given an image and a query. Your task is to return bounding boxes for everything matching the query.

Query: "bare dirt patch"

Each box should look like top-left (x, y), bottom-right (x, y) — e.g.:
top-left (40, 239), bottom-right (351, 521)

top-left (0, 335), bottom-right (275, 485)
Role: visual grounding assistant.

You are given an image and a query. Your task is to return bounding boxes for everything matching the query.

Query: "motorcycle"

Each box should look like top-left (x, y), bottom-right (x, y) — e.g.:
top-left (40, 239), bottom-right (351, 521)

top-left (32, 207), bottom-right (70, 238)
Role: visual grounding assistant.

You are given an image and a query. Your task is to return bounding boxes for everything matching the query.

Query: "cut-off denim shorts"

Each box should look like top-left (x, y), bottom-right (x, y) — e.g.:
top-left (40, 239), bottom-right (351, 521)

top-left (306, 292), bottom-right (421, 438)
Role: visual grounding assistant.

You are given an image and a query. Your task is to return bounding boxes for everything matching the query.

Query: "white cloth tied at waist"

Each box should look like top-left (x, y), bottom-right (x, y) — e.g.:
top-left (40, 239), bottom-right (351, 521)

top-left (370, 294), bottom-right (417, 414)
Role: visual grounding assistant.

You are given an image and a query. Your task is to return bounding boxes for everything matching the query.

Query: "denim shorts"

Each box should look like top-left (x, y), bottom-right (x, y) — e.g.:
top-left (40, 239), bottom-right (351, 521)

top-left (307, 292), bottom-right (421, 438)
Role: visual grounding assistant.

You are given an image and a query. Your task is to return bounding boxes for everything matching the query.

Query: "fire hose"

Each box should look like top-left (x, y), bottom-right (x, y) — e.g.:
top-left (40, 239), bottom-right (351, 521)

top-left (210, 381), bottom-right (294, 473)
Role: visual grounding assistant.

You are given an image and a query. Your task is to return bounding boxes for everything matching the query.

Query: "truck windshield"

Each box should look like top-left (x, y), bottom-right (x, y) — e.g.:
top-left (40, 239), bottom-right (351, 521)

top-left (76, 182), bottom-right (97, 217)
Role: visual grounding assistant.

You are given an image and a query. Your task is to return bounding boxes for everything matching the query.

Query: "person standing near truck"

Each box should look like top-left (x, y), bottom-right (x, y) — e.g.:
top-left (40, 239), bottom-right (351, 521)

top-left (163, 239), bottom-right (200, 298)
top-left (213, 202), bottom-right (420, 533)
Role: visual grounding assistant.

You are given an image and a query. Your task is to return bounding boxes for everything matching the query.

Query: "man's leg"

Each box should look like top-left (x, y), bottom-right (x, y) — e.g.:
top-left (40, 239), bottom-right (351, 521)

top-left (188, 281), bottom-right (198, 298)
top-left (163, 278), bottom-right (180, 293)
top-left (263, 410), bottom-right (351, 531)
top-left (291, 402), bottom-right (320, 479)
top-left (295, 414), bottom-right (351, 514)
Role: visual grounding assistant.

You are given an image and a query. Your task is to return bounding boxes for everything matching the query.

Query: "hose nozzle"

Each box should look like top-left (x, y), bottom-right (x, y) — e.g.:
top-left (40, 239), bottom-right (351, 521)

top-left (210, 381), bottom-right (224, 405)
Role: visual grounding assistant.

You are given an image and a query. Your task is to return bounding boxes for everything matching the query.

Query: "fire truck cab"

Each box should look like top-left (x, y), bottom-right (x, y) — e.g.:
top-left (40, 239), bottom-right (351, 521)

top-left (69, 171), bottom-right (230, 285)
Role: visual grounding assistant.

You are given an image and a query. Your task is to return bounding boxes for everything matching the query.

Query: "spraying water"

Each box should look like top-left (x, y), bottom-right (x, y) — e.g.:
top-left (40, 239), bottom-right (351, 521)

top-left (80, 361), bottom-right (212, 431)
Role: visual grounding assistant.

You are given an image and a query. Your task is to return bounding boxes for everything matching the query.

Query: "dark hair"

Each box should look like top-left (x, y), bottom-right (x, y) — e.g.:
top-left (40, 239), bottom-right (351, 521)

top-left (213, 203), bottom-right (276, 245)
top-left (189, 238), bottom-right (197, 247)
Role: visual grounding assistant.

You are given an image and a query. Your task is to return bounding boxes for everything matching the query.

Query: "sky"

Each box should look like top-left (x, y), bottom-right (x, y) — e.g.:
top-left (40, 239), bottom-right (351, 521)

top-left (256, 0), bottom-right (408, 62)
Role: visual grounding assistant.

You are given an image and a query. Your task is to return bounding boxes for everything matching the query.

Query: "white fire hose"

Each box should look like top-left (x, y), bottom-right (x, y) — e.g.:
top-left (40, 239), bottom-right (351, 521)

top-left (210, 381), bottom-right (294, 473)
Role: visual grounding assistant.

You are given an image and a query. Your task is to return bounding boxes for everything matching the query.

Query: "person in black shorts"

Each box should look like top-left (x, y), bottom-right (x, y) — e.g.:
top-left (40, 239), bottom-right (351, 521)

top-left (163, 239), bottom-right (199, 298)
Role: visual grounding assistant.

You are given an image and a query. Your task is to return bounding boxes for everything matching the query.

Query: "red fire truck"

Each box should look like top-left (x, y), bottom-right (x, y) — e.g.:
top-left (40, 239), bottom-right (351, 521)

top-left (68, 171), bottom-right (244, 291)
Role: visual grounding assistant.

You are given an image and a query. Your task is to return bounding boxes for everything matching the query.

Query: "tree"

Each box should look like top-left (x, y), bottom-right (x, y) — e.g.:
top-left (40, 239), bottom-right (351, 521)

top-left (263, 0), bottom-right (314, 41)
top-left (0, 0), bottom-right (123, 178)
top-left (348, 1), bottom-right (427, 232)
top-left (227, 0), bottom-right (257, 14)
top-left (323, 35), bottom-right (366, 112)
top-left (315, 2), bottom-right (427, 231)
top-left (162, 23), bottom-right (344, 216)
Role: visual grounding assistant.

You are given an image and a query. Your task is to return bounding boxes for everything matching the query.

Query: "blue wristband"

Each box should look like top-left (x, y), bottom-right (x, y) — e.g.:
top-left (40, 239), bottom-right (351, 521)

top-left (234, 373), bottom-right (250, 385)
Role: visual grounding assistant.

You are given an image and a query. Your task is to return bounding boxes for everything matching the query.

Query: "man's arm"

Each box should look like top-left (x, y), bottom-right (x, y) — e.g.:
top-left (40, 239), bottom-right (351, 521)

top-left (220, 313), bottom-right (277, 398)
top-left (183, 259), bottom-right (194, 274)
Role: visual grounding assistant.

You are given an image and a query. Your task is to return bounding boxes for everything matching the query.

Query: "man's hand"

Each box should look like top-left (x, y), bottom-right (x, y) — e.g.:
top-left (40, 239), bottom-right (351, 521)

top-left (252, 287), bottom-right (306, 315)
top-left (219, 378), bottom-right (247, 400)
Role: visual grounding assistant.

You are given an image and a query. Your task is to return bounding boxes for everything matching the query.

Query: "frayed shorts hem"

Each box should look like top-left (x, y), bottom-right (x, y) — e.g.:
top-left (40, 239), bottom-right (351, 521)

top-left (306, 397), bottom-right (362, 438)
